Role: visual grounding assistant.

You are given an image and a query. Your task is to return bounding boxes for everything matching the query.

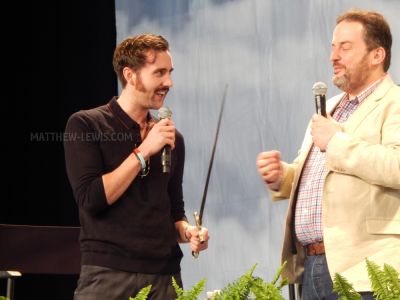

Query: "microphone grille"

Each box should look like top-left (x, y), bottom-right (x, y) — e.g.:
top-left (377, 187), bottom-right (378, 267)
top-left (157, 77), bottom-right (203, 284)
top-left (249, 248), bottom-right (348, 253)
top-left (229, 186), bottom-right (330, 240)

top-left (158, 106), bottom-right (172, 119)
top-left (312, 81), bottom-right (328, 95)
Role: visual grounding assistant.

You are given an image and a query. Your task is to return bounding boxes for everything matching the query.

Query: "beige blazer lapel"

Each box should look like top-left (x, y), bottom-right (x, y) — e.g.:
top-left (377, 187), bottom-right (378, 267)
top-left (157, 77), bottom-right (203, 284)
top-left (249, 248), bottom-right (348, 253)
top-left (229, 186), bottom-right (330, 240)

top-left (343, 76), bottom-right (395, 133)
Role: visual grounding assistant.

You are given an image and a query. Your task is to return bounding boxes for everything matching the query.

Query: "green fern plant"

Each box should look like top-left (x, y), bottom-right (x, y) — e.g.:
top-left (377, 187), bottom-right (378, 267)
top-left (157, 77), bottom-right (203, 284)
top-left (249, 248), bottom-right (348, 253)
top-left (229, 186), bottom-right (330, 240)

top-left (211, 262), bottom-right (288, 300)
top-left (129, 285), bottom-right (152, 300)
top-left (172, 276), bottom-right (206, 300)
top-left (0, 297), bottom-right (9, 300)
top-left (333, 273), bottom-right (362, 300)
top-left (250, 262), bottom-right (288, 300)
top-left (128, 277), bottom-right (205, 300)
top-left (212, 264), bottom-right (256, 299)
top-left (382, 263), bottom-right (400, 297)
top-left (333, 258), bottom-right (400, 300)
top-left (366, 259), bottom-right (400, 300)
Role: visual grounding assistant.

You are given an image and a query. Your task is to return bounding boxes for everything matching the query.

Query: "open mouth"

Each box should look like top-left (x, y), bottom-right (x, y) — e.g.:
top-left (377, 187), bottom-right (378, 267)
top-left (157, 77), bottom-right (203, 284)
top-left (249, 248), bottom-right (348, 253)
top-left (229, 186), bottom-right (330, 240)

top-left (155, 88), bottom-right (169, 96)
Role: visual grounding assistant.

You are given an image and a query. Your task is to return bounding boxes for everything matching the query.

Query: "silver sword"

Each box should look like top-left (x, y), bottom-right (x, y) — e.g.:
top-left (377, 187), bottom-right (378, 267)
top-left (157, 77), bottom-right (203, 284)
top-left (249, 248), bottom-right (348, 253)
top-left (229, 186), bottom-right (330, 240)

top-left (193, 84), bottom-right (228, 258)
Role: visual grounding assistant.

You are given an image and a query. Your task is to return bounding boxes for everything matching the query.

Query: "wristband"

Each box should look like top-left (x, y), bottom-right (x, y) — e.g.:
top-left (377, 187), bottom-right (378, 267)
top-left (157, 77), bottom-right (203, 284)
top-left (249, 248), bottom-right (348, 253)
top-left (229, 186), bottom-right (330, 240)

top-left (133, 148), bottom-right (146, 171)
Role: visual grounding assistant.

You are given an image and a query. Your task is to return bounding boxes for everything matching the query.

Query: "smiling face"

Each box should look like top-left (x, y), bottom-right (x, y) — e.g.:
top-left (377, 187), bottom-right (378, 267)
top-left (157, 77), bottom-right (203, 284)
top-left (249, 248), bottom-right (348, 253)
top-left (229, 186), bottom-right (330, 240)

top-left (132, 50), bottom-right (174, 110)
top-left (330, 21), bottom-right (376, 95)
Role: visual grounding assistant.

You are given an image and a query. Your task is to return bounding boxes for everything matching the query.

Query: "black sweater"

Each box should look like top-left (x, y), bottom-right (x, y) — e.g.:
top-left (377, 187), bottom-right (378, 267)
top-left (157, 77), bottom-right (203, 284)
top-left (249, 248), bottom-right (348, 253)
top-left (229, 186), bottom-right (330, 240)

top-left (64, 97), bottom-right (186, 274)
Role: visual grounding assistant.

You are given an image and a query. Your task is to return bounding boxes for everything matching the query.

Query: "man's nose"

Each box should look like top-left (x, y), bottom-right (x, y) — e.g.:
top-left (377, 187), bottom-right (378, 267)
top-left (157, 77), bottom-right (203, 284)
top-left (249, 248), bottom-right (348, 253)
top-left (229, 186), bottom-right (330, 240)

top-left (330, 48), bottom-right (340, 62)
top-left (164, 74), bottom-right (173, 88)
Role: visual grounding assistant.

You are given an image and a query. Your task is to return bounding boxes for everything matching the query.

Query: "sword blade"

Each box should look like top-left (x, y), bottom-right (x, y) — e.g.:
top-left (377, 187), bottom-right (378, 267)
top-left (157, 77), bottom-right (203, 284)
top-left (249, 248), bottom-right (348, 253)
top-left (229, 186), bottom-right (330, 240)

top-left (192, 84), bottom-right (228, 259)
top-left (198, 84), bottom-right (228, 224)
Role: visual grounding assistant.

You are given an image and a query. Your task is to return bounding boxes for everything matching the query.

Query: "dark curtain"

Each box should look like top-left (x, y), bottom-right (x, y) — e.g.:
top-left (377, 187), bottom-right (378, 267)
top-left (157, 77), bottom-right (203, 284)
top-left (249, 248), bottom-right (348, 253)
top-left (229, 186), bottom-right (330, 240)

top-left (1, 1), bottom-right (117, 299)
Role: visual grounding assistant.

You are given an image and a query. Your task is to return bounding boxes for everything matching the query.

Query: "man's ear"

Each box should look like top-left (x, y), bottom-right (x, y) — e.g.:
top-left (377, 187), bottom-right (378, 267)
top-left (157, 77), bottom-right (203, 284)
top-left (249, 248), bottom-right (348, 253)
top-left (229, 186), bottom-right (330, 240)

top-left (371, 47), bottom-right (385, 67)
top-left (123, 67), bottom-right (136, 85)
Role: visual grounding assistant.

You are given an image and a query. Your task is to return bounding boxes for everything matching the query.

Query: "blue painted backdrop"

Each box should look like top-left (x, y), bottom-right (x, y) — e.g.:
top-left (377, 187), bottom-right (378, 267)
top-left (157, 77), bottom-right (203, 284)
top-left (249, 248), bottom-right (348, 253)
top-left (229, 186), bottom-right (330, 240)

top-left (115, 0), bottom-right (400, 298)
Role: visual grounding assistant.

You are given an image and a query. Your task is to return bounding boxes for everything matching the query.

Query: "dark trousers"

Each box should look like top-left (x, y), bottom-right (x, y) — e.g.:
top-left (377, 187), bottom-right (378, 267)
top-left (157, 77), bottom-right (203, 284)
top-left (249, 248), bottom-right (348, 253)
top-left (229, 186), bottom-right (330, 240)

top-left (301, 254), bottom-right (374, 300)
top-left (74, 265), bottom-right (182, 300)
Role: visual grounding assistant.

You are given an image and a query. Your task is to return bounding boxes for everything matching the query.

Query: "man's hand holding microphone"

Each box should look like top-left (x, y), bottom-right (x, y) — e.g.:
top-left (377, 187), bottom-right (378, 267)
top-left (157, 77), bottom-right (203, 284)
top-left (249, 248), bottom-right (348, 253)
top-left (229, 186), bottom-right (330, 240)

top-left (135, 113), bottom-right (175, 163)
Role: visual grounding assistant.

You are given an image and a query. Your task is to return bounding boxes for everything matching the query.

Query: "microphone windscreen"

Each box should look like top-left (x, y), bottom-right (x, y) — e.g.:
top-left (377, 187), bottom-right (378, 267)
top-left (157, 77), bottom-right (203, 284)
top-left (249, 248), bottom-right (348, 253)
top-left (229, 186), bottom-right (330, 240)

top-left (158, 106), bottom-right (172, 119)
top-left (312, 82), bottom-right (328, 96)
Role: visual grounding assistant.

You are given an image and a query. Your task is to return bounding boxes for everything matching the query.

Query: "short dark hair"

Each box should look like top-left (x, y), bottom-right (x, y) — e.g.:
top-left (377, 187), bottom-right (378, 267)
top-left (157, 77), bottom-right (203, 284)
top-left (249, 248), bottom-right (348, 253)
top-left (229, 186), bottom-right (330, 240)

top-left (336, 9), bottom-right (392, 72)
top-left (113, 34), bottom-right (169, 88)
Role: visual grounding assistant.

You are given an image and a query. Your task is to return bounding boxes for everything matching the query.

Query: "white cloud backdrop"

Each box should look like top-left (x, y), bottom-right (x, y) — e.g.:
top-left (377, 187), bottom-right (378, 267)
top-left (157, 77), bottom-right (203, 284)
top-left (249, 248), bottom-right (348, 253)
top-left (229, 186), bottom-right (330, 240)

top-left (115, 0), bottom-right (400, 298)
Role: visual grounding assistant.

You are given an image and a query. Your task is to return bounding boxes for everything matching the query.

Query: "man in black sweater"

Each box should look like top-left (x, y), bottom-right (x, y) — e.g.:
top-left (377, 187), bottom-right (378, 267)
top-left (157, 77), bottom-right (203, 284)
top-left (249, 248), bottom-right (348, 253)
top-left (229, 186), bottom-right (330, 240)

top-left (64, 34), bottom-right (209, 300)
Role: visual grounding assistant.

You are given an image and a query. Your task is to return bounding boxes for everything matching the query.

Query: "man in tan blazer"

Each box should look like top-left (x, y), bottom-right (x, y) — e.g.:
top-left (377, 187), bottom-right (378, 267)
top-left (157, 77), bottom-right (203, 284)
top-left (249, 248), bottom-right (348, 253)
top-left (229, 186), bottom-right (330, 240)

top-left (257, 9), bottom-right (399, 299)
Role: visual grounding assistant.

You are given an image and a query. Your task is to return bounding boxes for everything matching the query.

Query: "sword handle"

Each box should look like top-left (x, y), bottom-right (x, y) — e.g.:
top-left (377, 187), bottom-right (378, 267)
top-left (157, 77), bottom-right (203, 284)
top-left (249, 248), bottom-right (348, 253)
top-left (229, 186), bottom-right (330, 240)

top-left (192, 212), bottom-right (204, 258)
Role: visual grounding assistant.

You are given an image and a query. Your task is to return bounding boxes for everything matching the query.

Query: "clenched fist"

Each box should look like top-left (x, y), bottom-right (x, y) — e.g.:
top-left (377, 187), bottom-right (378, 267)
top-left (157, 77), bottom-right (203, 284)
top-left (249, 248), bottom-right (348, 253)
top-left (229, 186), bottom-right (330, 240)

top-left (256, 150), bottom-right (283, 184)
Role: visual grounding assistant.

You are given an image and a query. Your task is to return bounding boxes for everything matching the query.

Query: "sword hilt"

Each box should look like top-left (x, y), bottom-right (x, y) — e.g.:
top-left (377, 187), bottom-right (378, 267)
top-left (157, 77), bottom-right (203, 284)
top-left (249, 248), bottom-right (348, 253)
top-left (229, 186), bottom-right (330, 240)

top-left (192, 211), bottom-right (204, 258)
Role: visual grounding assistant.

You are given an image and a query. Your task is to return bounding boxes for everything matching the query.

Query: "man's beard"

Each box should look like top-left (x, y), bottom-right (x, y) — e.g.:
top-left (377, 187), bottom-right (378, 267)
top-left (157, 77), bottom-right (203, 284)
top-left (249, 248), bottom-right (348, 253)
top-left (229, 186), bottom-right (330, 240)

top-left (134, 72), bottom-right (169, 108)
top-left (332, 53), bottom-right (370, 93)
top-left (135, 72), bottom-right (147, 93)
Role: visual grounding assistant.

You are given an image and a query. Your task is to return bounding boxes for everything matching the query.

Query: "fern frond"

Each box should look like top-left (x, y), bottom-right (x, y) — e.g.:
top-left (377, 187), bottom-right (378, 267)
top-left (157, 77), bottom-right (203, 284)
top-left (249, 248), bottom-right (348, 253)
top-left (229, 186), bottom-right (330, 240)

top-left (270, 261), bottom-right (289, 291)
top-left (181, 278), bottom-right (206, 300)
top-left (213, 265), bottom-right (256, 300)
top-left (383, 263), bottom-right (400, 298)
top-left (366, 258), bottom-right (390, 299)
top-left (333, 273), bottom-right (362, 300)
top-left (275, 277), bottom-right (289, 291)
top-left (214, 276), bottom-right (253, 299)
top-left (171, 276), bottom-right (206, 300)
top-left (271, 261), bottom-right (287, 285)
top-left (251, 277), bottom-right (285, 300)
top-left (129, 284), bottom-right (152, 300)
top-left (172, 276), bottom-right (184, 298)
top-left (211, 263), bottom-right (290, 300)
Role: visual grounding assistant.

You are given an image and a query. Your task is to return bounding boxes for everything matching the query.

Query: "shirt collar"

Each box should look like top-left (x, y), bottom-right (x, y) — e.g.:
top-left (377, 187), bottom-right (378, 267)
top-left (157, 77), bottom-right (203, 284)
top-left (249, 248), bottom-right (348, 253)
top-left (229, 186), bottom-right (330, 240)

top-left (340, 74), bottom-right (387, 106)
top-left (108, 97), bottom-right (153, 130)
top-left (351, 74), bottom-right (386, 103)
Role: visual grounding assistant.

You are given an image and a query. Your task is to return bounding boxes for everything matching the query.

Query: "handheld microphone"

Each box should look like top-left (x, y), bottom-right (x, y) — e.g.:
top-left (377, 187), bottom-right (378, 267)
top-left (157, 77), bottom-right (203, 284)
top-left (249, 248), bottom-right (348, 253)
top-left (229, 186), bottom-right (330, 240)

top-left (158, 107), bottom-right (173, 173)
top-left (312, 82), bottom-right (327, 117)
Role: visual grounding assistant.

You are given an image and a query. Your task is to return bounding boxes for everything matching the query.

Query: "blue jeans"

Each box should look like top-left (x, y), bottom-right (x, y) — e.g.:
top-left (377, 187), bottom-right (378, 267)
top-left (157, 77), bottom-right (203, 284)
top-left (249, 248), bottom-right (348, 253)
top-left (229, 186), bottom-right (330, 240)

top-left (302, 254), bottom-right (374, 300)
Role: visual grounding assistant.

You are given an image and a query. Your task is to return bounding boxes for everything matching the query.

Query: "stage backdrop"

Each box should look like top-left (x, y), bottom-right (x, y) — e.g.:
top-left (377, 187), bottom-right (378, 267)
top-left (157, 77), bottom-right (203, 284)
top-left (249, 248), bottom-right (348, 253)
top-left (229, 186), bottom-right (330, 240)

top-left (115, 0), bottom-right (400, 298)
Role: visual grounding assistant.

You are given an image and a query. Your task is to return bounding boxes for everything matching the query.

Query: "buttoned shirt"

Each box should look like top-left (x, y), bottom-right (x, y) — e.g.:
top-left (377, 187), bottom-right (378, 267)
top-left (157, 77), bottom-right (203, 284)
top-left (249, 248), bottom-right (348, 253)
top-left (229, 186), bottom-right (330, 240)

top-left (294, 76), bottom-right (386, 246)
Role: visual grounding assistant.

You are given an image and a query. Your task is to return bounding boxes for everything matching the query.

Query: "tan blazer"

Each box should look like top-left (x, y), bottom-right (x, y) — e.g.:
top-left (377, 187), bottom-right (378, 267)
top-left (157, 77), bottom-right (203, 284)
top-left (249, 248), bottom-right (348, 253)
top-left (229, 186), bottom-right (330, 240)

top-left (270, 75), bottom-right (400, 291)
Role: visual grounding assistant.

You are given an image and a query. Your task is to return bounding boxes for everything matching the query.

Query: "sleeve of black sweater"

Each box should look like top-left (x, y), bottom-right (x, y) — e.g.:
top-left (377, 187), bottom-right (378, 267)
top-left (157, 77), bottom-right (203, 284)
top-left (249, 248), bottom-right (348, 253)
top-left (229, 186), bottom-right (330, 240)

top-left (63, 111), bottom-right (109, 215)
top-left (169, 130), bottom-right (187, 222)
